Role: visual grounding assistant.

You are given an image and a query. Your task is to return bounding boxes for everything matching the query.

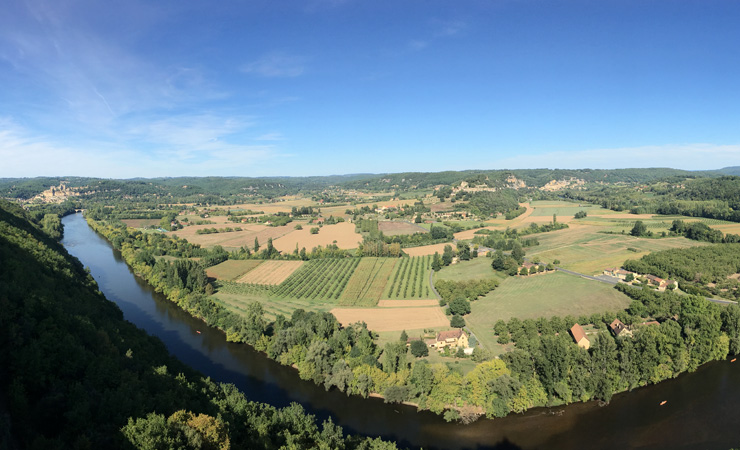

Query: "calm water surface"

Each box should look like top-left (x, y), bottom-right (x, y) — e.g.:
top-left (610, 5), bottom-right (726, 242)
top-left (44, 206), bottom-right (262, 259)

top-left (61, 213), bottom-right (740, 450)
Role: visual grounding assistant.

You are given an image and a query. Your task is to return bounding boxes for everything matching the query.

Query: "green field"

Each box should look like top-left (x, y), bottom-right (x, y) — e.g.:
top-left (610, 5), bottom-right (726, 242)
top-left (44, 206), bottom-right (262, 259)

top-left (205, 259), bottom-right (263, 280)
top-left (465, 271), bottom-right (631, 349)
top-left (213, 289), bottom-right (333, 320)
top-left (385, 255), bottom-right (434, 299)
top-left (434, 257), bottom-right (504, 283)
top-left (339, 257), bottom-right (398, 306)
top-left (525, 224), bottom-right (707, 275)
top-left (271, 258), bottom-right (359, 300)
top-left (528, 201), bottom-right (605, 217)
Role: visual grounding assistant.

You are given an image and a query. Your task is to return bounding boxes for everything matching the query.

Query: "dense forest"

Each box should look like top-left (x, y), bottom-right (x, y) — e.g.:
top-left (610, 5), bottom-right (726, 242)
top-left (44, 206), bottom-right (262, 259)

top-left (0, 200), bottom-right (400, 449)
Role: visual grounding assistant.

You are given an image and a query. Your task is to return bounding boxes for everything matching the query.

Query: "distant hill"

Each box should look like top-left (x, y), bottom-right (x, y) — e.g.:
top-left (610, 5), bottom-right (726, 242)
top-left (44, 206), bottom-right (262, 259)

top-left (714, 166), bottom-right (740, 176)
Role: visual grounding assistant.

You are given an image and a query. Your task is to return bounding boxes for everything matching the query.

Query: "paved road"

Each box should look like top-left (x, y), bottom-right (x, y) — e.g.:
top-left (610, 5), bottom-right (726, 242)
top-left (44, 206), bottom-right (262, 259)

top-left (555, 267), bottom-right (737, 305)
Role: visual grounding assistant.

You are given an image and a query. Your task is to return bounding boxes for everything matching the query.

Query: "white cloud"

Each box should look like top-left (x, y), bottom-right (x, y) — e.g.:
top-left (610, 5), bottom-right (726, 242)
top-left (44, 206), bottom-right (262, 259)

top-left (490, 144), bottom-right (740, 171)
top-left (241, 53), bottom-right (307, 78)
top-left (0, 117), bottom-right (281, 178)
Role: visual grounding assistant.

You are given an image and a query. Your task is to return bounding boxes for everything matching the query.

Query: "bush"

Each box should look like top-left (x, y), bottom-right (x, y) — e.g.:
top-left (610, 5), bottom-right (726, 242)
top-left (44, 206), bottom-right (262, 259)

top-left (450, 314), bottom-right (466, 328)
top-left (410, 339), bottom-right (429, 357)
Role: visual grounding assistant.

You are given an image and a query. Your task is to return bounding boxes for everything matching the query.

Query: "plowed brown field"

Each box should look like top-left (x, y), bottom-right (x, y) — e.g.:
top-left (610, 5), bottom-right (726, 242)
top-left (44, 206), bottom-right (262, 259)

top-left (330, 306), bottom-right (448, 331)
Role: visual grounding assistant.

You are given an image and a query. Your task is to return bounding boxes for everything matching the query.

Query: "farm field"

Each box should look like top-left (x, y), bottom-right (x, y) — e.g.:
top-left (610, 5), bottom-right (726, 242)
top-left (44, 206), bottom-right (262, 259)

top-left (378, 220), bottom-right (427, 236)
top-left (272, 222), bottom-right (361, 253)
top-left (205, 259), bottom-right (263, 280)
top-left (435, 257), bottom-right (505, 283)
top-left (384, 255), bottom-right (434, 299)
top-left (271, 258), bottom-right (360, 300)
top-left (330, 306), bottom-right (448, 332)
top-left (122, 218), bottom-right (160, 228)
top-left (465, 271), bottom-right (631, 349)
top-left (403, 242), bottom-right (450, 257)
top-left (214, 289), bottom-right (333, 320)
top-left (339, 257), bottom-right (398, 306)
top-left (525, 224), bottom-right (708, 275)
top-left (236, 260), bottom-right (304, 285)
top-left (527, 201), bottom-right (605, 219)
top-left (171, 223), bottom-right (293, 250)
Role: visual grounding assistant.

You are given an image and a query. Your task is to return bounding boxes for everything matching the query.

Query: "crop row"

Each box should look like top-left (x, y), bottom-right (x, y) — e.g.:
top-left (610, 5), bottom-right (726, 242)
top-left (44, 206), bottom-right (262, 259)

top-left (340, 258), bottom-right (397, 305)
top-left (386, 255), bottom-right (432, 299)
top-left (271, 258), bottom-right (360, 300)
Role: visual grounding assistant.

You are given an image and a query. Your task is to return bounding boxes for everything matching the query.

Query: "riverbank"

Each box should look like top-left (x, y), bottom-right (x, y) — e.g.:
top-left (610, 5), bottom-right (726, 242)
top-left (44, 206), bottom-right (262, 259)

top-left (62, 212), bottom-right (740, 450)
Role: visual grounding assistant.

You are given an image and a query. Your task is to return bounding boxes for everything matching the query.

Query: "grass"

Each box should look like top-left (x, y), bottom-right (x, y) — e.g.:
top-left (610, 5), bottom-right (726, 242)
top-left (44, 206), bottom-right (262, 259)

top-left (434, 257), bottom-right (504, 283)
top-left (465, 271), bottom-right (631, 350)
top-left (528, 202), bottom-right (605, 218)
top-left (525, 224), bottom-right (708, 275)
top-left (339, 257), bottom-right (398, 306)
top-left (213, 290), bottom-right (334, 321)
top-left (205, 259), bottom-right (263, 281)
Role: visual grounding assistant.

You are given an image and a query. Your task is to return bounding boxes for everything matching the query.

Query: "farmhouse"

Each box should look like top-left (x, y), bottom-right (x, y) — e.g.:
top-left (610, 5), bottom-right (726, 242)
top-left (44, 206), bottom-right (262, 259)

top-left (603, 268), bottom-right (635, 280)
top-left (570, 323), bottom-right (590, 349)
top-left (429, 329), bottom-right (469, 351)
top-left (609, 319), bottom-right (632, 338)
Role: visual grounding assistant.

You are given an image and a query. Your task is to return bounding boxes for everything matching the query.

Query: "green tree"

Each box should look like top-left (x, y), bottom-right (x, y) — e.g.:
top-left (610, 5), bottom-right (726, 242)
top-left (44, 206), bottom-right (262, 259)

top-left (442, 245), bottom-right (454, 266)
top-left (432, 252), bottom-right (442, 271)
top-left (450, 315), bottom-right (466, 328)
top-left (254, 237), bottom-right (260, 252)
top-left (511, 242), bottom-right (525, 265)
top-left (410, 340), bottom-right (429, 358)
top-left (448, 297), bottom-right (471, 316)
top-left (631, 220), bottom-right (647, 237)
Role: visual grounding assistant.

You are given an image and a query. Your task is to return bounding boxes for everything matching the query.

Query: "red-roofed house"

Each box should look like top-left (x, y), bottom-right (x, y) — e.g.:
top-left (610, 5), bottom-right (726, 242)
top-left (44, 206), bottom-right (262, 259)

top-left (609, 319), bottom-right (632, 338)
top-left (570, 324), bottom-right (590, 349)
top-left (429, 329), bottom-right (469, 351)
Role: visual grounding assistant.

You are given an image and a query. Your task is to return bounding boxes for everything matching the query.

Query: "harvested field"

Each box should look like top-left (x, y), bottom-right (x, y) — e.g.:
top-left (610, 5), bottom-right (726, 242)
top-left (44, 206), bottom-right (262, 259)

top-left (339, 258), bottom-right (397, 306)
top-left (272, 222), bottom-right (361, 252)
top-left (403, 243), bottom-right (451, 257)
top-left (378, 221), bottom-right (427, 236)
top-left (206, 260), bottom-right (263, 281)
top-left (377, 299), bottom-right (439, 307)
top-left (122, 218), bottom-right (160, 228)
top-left (171, 223), bottom-right (293, 250)
top-left (330, 306), bottom-right (448, 331)
top-left (236, 260), bottom-right (304, 285)
top-left (525, 223), bottom-right (708, 274)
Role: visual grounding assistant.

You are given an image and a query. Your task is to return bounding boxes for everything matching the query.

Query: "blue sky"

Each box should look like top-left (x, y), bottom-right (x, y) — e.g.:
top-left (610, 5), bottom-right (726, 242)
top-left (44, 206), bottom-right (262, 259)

top-left (2, 0), bottom-right (739, 178)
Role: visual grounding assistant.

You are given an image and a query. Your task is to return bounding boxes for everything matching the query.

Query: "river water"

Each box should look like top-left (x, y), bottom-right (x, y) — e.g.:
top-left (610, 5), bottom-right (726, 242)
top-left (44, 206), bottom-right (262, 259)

top-left (61, 212), bottom-right (740, 450)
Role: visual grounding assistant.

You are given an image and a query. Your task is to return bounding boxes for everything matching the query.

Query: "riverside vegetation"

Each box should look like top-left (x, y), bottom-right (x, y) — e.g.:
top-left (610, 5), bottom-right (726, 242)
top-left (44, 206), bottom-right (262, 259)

top-left (5, 168), bottom-right (740, 438)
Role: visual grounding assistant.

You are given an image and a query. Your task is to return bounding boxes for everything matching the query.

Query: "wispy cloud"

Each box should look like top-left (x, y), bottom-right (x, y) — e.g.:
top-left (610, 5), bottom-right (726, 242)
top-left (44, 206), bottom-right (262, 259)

top-left (490, 144), bottom-right (740, 171)
top-left (433, 19), bottom-right (467, 37)
top-left (407, 40), bottom-right (429, 52)
top-left (255, 132), bottom-right (284, 141)
top-left (0, 116), bottom-right (281, 178)
top-left (241, 52), bottom-right (307, 78)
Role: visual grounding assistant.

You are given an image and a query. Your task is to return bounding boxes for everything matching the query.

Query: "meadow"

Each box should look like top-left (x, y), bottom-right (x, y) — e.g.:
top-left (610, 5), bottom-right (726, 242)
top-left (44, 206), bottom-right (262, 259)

top-left (465, 271), bottom-right (632, 349)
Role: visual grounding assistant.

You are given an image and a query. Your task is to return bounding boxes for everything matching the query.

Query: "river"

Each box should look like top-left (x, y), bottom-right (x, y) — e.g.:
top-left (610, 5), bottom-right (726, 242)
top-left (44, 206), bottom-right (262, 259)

top-left (61, 212), bottom-right (740, 449)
